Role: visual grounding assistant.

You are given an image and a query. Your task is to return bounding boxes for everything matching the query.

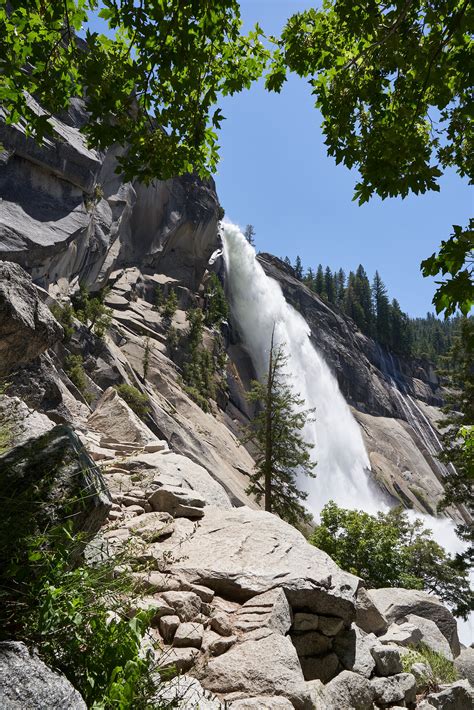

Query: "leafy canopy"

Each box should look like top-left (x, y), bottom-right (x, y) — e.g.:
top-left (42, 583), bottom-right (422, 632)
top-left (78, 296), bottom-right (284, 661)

top-left (268, 0), bottom-right (473, 204)
top-left (0, 0), bottom-right (268, 182)
top-left (310, 502), bottom-right (473, 618)
top-left (421, 220), bottom-right (474, 316)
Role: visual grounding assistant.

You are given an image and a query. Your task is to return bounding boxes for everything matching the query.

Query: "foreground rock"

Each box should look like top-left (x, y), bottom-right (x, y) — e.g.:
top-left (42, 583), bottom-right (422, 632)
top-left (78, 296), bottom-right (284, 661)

top-left (418, 679), bottom-right (474, 709)
top-left (454, 647), bottom-right (474, 686)
top-left (0, 261), bottom-right (62, 376)
top-left (367, 588), bottom-right (460, 657)
top-left (0, 425), bottom-right (112, 551)
top-left (202, 631), bottom-right (311, 709)
top-left (0, 641), bottom-right (86, 709)
top-left (156, 505), bottom-right (360, 620)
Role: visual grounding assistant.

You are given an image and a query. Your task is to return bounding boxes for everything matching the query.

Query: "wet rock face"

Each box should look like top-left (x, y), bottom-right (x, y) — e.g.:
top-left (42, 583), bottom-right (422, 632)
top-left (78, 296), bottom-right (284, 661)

top-left (0, 104), bottom-right (220, 293)
top-left (0, 261), bottom-right (62, 376)
top-left (0, 641), bottom-right (87, 710)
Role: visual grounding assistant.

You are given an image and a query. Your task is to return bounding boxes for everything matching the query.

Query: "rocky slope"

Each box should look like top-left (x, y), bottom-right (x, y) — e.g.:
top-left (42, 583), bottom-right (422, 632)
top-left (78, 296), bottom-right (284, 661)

top-left (0, 106), bottom-right (472, 708)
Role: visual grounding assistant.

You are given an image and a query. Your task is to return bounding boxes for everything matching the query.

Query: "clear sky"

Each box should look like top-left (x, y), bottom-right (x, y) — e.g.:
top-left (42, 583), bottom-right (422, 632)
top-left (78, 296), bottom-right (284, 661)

top-left (83, 1), bottom-right (472, 317)
top-left (215, 0), bottom-right (472, 317)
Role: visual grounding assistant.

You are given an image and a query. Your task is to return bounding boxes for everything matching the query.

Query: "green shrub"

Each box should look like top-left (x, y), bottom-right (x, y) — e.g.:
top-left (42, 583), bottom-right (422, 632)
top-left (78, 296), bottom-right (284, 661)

top-left (50, 302), bottom-right (75, 340)
top-left (64, 354), bottom-right (91, 403)
top-left (0, 526), bottom-right (168, 708)
top-left (72, 285), bottom-right (112, 338)
top-left (401, 644), bottom-right (458, 691)
top-left (309, 502), bottom-right (472, 618)
top-left (161, 290), bottom-right (178, 323)
top-left (152, 285), bottom-right (163, 311)
top-left (115, 384), bottom-right (150, 420)
top-left (204, 273), bottom-right (228, 327)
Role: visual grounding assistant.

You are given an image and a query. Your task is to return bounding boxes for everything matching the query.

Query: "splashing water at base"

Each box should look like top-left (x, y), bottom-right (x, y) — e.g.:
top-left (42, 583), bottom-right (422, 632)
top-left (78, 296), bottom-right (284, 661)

top-left (222, 221), bottom-right (472, 645)
top-left (222, 221), bottom-right (382, 515)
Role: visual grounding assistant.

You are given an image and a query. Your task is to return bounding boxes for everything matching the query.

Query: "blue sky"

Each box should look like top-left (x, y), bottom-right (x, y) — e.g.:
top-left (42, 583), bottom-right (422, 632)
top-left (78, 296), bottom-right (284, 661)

top-left (84, 1), bottom-right (472, 317)
top-left (215, 1), bottom-right (472, 317)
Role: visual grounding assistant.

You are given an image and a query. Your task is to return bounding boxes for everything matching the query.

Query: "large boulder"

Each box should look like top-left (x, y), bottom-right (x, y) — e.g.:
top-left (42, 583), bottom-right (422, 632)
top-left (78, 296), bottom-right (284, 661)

top-left (418, 679), bottom-right (474, 709)
top-left (155, 505), bottom-right (361, 621)
top-left (138, 451), bottom-right (231, 509)
top-left (0, 641), bottom-right (86, 709)
top-left (405, 613), bottom-right (454, 660)
top-left (0, 395), bottom-right (55, 449)
top-left (366, 588), bottom-right (460, 657)
top-left (0, 425), bottom-right (112, 564)
top-left (87, 386), bottom-right (165, 447)
top-left (0, 261), bottom-right (62, 376)
top-left (202, 631), bottom-right (311, 709)
top-left (333, 624), bottom-right (377, 678)
top-left (318, 670), bottom-right (375, 709)
top-left (454, 647), bottom-right (474, 686)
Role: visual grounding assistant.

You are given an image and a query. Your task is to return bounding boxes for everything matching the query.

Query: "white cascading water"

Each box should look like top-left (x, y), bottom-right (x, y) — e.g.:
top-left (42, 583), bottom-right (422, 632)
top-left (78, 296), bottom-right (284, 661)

top-left (222, 221), bottom-right (472, 644)
top-left (222, 221), bottom-right (382, 515)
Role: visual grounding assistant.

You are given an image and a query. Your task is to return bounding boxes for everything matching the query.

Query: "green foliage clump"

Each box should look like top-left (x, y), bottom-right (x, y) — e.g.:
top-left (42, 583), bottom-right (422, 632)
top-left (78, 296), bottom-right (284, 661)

top-left (50, 302), bottom-right (75, 341)
top-left (203, 274), bottom-right (228, 328)
top-left (243, 336), bottom-right (315, 526)
top-left (115, 384), bottom-right (150, 420)
top-left (0, 527), bottom-right (165, 709)
top-left (269, 2), bottom-right (472, 203)
top-left (421, 220), bottom-right (473, 317)
top-left (181, 309), bottom-right (216, 411)
top-left (72, 285), bottom-right (112, 339)
top-left (310, 502), bottom-right (472, 618)
top-left (64, 354), bottom-right (91, 403)
top-left (161, 290), bottom-right (178, 325)
top-left (152, 285), bottom-right (163, 311)
top-left (401, 644), bottom-right (458, 690)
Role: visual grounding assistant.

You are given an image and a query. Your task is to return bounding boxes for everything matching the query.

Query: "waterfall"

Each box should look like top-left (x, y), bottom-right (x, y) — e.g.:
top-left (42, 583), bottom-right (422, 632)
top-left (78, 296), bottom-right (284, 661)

top-left (222, 220), bottom-right (472, 646)
top-left (222, 221), bottom-right (382, 516)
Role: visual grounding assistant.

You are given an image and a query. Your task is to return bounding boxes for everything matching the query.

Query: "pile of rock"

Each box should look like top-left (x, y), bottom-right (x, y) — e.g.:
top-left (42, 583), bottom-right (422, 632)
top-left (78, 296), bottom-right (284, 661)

top-left (98, 469), bottom-right (473, 709)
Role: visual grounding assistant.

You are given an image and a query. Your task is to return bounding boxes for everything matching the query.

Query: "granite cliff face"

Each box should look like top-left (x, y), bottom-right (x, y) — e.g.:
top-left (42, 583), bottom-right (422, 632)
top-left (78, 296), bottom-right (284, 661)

top-left (0, 98), bottom-right (220, 294)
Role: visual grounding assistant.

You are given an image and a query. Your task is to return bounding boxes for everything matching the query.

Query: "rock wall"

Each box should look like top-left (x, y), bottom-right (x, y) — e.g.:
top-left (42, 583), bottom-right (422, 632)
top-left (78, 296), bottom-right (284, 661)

top-left (0, 98), bottom-right (220, 294)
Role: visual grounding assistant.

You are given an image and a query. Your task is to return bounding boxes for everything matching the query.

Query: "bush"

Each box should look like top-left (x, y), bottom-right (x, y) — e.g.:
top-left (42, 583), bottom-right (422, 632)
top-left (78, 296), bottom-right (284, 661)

top-left (203, 273), bottom-right (228, 327)
top-left (0, 526), bottom-right (166, 708)
top-left (401, 644), bottom-right (458, 691)
top-left (50, 302), bottom-right (75, 340)
top-left (161, 290), bottom-right (178, 324)
top-left (115, 384), bottom-right (150, 420)
top-left (64, 354), bottom-right (91, 403)
top-left (72, 285), bottom-right (112, 339)
top-left (309, 502), bottom-right (472, 618)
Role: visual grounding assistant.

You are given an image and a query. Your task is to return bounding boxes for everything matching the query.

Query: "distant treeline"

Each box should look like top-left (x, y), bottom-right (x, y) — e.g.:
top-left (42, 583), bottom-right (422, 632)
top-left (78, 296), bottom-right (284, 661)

top-left (281, 256), bottom-right (461, 363)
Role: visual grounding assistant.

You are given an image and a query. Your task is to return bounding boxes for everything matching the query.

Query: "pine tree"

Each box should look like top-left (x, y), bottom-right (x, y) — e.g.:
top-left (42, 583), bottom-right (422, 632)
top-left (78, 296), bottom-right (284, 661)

top-left (324, 266), bottom-right (335, 303)
top-left (244, 224), bottom-right (256, 246)
top-left (372, 271), bottom-right (391, 345)
top-left (354, 265), bottom-right (373, 335)
top-left (389, 299), bottom-right (412, 356)
top-left (294, 255), bottom-right (303, 280)
top-left (305, 267), bottom-right (315, 290)
top-left (437, 317), bottom-right (474, 565)
top-left (243, 332), bottom-right (316, 526)
top-left (315, 264), bottom-right (325, 296)
top-left (336, 268), bottom-right (346, 306)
